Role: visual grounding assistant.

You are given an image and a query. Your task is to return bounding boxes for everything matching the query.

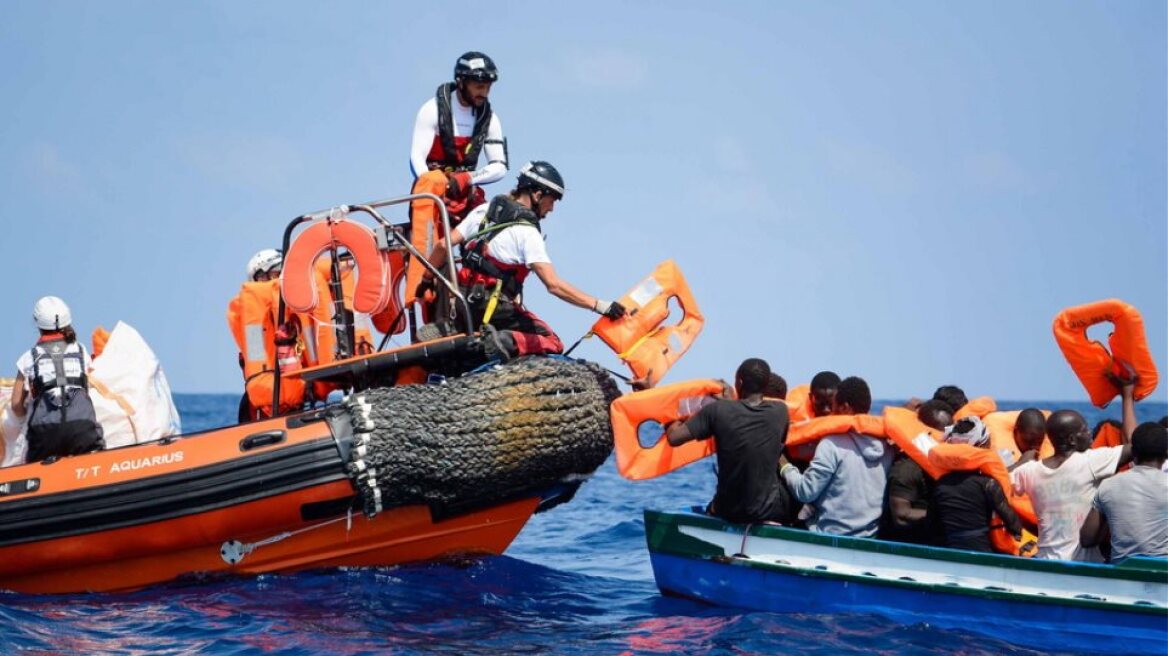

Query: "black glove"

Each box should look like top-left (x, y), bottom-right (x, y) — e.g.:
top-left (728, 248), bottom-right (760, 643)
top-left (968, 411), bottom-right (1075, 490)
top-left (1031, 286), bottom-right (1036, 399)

top-left (445, 172), bottom-right (472, 201)
top-left (602, 301), bottom-right (630, 319)
top-left (415, 277), bottom-right (437, 301)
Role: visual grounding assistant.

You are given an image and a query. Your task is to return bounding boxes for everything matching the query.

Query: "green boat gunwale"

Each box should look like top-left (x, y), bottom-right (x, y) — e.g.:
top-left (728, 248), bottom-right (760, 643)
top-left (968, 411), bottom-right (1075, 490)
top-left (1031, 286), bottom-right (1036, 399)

top-left (645, 510), bottom-right (1168, 616)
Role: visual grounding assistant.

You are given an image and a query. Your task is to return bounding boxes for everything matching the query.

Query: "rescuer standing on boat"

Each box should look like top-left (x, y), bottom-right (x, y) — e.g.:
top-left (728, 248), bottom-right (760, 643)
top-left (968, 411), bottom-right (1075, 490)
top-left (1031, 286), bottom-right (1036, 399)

top-left (422, 161), bottom-right (626, 357)
top-left (406, 51), bottom-right (508, 309)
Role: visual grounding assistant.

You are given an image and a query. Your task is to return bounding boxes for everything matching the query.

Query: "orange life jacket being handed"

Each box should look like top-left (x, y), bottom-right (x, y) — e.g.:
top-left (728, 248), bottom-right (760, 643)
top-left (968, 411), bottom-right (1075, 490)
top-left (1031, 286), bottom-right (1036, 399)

top-left (226, 280), bottom-right (308, 417)
top-left (610, 379), bottom-right (727, 480)
top-left (1052, 299), bottom-right (1159, 408)
top-left (592, 260), bottom-right (704, 387)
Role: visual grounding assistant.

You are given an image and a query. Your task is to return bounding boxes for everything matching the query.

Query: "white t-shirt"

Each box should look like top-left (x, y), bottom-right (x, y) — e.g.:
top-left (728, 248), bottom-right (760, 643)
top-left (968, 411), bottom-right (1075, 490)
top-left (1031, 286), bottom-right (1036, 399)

top-left (1010, 446), bottom-right (1123, 561)
top-left (456, 203), bottom-right (551, 269)
top-left (16, 340), bottom-right (92, 407)
top-left (410, 96), bottom-right (506, 185)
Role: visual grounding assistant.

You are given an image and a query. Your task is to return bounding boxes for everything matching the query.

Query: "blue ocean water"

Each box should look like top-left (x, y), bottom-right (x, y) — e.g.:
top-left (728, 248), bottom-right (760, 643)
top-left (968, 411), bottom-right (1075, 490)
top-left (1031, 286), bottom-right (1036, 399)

top-left (1, 394), bottom-right (1164, 654)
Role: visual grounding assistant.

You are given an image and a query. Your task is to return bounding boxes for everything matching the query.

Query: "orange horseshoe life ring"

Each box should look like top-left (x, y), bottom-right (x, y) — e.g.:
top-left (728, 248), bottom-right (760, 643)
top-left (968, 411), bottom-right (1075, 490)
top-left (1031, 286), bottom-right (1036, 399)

top-left (1052, 299), bottom-right (1159, 408)
top-left (282, 218), bottom-right (392, 316)
top-left (610, 379), bottom-right (727, 480)
top-left (592, 260), bottom-right (704, 386)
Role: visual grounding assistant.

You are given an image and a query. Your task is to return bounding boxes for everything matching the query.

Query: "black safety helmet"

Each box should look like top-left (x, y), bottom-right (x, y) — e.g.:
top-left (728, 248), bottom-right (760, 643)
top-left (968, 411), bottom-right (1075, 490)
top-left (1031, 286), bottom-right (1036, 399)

top-left (517, 161), bottom-right (565, 200)
top-left (454, 52), bottom-right (498, 83)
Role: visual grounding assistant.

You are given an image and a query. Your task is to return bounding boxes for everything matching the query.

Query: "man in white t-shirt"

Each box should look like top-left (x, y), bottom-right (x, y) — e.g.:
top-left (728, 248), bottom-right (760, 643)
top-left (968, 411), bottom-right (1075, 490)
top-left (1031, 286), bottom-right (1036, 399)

top-left (422, 161), bottom-right (625, 357)
top-left (405, 51), bottom-right (508, 308)
top-left (1010, 378), bottom-right (1137, 561)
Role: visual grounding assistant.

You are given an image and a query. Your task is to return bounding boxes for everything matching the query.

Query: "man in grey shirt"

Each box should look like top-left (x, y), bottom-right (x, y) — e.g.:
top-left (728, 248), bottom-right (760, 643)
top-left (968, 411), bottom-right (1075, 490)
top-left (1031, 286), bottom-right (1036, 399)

top-left (1080, 422), bottom-right (1168, 562)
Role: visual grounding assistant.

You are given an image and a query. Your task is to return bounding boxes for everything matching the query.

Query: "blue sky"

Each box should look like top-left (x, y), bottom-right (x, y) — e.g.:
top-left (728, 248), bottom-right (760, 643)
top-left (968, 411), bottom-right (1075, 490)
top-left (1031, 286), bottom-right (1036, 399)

top-left (1, 1), bottom-right (1164, 402)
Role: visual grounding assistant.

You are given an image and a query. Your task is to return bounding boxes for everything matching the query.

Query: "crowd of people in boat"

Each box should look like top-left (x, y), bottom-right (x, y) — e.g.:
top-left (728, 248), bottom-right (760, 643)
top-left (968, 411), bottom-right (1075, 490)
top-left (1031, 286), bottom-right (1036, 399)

top-left (667, 358), bottom-right (1168, 565)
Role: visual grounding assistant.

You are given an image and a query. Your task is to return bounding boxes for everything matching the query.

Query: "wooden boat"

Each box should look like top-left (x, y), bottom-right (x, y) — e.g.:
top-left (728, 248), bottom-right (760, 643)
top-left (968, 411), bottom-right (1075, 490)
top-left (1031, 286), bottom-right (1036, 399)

top-left (645, 509), bottom-right (1168, 654)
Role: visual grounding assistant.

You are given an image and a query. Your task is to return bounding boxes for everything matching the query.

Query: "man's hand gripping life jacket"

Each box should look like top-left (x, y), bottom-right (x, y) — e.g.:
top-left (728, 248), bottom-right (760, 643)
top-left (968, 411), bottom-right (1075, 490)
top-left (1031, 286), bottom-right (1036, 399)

top-left (591, 260), bottom-right (704, 387)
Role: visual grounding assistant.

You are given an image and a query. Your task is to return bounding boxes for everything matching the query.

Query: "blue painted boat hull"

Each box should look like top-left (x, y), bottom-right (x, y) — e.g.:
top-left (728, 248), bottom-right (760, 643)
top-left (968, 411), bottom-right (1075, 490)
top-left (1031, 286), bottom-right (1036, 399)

top-left (650, 551), bottom-right (1168, 654)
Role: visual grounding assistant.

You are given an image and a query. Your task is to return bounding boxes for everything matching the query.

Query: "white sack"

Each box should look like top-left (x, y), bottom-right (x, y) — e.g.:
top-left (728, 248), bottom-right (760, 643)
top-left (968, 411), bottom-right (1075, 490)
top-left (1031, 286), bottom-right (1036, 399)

top-left (89, 321), bottom-right (182, 448)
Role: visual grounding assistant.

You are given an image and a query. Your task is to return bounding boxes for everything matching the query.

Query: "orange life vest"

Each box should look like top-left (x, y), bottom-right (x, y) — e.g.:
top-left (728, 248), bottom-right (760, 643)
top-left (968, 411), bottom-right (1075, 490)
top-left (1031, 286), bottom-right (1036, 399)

top-left (785, 384), bottom-right (817, 423)
top-left (610, 379), bottom-right (727, 480)
top-left (786, 413), bottom-right (887, 449)
top-left (954, 396), bottom-right (997, 420)
top-left (405, 171), bottom-right (450, 306)
top-left (926, 441), bottom-right (1039, 555)
top-left (1091, 421), bottom-right (1124, 448)
top-left (226, 280), bottom-right (308, 417)
top-left (591, 260), bottom-right (704, 387)
top-left (883, 406), bottom-right (1038, 555)
top-left (1052, 299), bottom-right (1159, 408)
top-left (91, 326), bottom-right (111, 359)
top-left (982, 410), bottom-right (1055, 465)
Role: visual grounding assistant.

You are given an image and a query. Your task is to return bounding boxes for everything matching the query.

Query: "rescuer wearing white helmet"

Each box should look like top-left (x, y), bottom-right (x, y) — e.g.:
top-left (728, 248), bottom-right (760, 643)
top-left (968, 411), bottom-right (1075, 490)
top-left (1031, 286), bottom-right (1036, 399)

top-left (246, 248), bottom-right (283, 282)
top-left (10, 296), bottom-right (104, 463)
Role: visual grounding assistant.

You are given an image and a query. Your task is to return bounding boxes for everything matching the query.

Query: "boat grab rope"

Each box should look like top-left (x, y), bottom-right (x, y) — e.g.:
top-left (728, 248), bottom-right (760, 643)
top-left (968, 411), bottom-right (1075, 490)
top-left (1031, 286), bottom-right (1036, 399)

top-left (219, 509), bottom-right (354, 566)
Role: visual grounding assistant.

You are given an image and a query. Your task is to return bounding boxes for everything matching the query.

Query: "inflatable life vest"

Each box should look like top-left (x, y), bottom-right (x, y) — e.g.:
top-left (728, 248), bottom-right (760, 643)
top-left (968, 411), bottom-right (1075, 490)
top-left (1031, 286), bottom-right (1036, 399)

top-left (1092, 420), bottom-right (1124, 449)
top-left (954, 396), bottom-right (997, 420)
top-left (427, 82), bottom-right (493, 172)
top-left (227, 280), bottom-right (307, 417)
top-left (1052, 299), bottom-right (1159, 408)
top-left (926, 441), bottom-right (1039, 555)
top-left (785, 384), bottom-right (817, 423)
top-left (282, 217), bottom-right (392, 317)
top-left (610, 379), bottom-right (727, 480)
top-left (883, 407), bottom-right (1038, 555)
top-left (786, 413), bottom-right (887, 449)
top-left (982, 410), bottom-right (1055, 466)
top-left (592, 260), bottom-right (704, 387)
top-left (91, 326), bottom-right (111, 359)
top-left (372, 248), bottom-right (408, 337)
top-left (458, 195), bottom-right (540, 298)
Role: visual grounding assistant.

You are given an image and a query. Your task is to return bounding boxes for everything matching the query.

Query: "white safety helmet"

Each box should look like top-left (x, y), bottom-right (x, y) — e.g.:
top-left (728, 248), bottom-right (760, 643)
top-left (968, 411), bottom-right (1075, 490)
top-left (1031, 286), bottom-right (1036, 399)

top-left (246, 249), bottom-right (284, 281)
top-left (33, 296), bottom-right (72, 331)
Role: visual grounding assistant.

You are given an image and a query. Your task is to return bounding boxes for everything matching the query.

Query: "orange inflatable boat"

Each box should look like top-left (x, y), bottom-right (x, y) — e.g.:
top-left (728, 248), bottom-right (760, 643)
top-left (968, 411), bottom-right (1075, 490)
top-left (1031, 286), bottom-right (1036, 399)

top-left (0, 197), bottom-right (620, 594)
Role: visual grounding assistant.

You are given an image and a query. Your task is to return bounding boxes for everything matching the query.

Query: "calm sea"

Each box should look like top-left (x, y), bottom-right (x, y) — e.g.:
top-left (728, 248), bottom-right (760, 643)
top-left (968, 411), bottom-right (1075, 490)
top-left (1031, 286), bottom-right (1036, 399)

top-left (0, 394), bottom-right (1164, 655)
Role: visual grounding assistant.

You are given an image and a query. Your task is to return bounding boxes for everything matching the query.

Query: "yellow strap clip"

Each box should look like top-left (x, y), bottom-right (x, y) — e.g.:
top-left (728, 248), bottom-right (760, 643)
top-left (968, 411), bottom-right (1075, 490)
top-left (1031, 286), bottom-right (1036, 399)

top-left (481, 280), bottom-right (504, 325)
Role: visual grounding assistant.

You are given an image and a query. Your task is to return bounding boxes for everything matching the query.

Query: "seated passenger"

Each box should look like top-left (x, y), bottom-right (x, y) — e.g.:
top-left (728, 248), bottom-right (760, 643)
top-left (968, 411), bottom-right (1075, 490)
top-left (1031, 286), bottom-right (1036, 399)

top-left (424, 161), bottom-right (625, 358)
top-left (1080, 422), bottom-right (1168, 562)
top-left (665, 358), bottom-right (793, 524)
top-left (779, 376), bottom-right (893, 537)
top-left (1010, 377), bottom-right (1137, 561)
top-left (9, 296), bottom-right (104, 463)
top-left (808, 371), bottom-right (840, 417)
top-left (1008, 407), bottom-right (1046, 471)
top-left (931, 385), bottom-right (969, 416)
top-left (879, 400), bottom-right (951, 546)
top-left (933, 416), bottom-right (1023, 553)
top-left (764, 372), bottom-right (787, 400)
top-left (788, 370), bottom-right (840, 422)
